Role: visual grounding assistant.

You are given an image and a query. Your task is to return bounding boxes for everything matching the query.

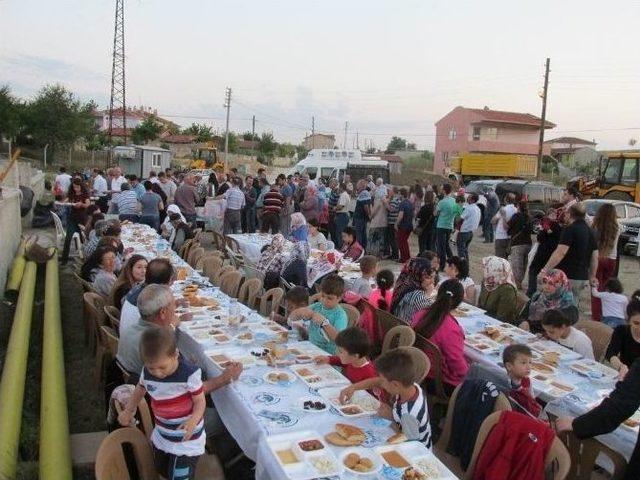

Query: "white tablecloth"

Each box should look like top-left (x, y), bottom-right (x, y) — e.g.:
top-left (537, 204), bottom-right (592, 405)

top-left (227, 233), bottom-right (274, 264)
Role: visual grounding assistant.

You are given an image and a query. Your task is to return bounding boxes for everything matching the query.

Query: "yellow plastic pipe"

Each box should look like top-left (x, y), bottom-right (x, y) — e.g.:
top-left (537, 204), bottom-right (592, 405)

top-left (39, 254), bottom-right (72, 479)
top-left (0, 261), bottom-right (37, 480)
top-left (4, 239), bottom-right (27, 295)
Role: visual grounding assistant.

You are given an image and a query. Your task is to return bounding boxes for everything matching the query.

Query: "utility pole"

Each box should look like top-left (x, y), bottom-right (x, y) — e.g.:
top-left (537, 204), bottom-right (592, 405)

top-left (311, 116), bottom-right (315, 149)
top-left (343, 121), bottom-right (349, 149)
top-left (252, 115), bottom-right (255, 138)
top-left (107, 0), bottom-right (127, 165)
top-left (223, 86), bottom-right (232, 169)
top-left (356, 132), bottom-right (359, 150)
top-left (536, 57), bottom-right (550, 180)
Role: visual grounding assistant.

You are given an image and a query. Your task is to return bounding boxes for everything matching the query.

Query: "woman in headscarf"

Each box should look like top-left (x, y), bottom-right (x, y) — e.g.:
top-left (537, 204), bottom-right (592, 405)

top-left (161, 204), bottom-right (186, 243)
top-left (300, 184), bottom-right (319, 222)
top-left (289, 212), bottom-right (309, 242)
top-left (390, 257), bottom-right (438, 323)
top-left (522, 269), bottom-right (578, 333)
top-left (477, 256), bottom-right (518, 324)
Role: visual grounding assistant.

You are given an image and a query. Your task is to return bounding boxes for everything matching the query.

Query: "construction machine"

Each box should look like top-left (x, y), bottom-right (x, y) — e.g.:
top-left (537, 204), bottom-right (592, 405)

top-left (570, 152), bottom-right (640, 202)
top-left (190, 143), bottom-right (218, 170)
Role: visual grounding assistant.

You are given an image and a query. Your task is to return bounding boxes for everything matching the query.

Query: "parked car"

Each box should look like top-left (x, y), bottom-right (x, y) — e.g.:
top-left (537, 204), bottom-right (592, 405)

top-left (583, 199), bottom-right (640, 256)
top-left (495, 180), bottom-right (564, 220)
top-left (465, 179), bottom-right (503, 195)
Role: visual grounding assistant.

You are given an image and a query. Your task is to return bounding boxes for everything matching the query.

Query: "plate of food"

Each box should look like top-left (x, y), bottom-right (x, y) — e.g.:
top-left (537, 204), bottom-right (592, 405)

top-left (266, 430), bottom-right (343, 480)
top-left (529, 340), bottom-right (582, 361)
top-left (324, 423), bottom-right (366, 447)
top-left (569, 360), bottom-right (617, 379)
top-left (236, 331), bottom-right (254, 344)
top-left (376, 441), bottom-right (459, 479)
top-left (530, 361), bottom-right (557, 375)
top-left (296, 396), bottom-right (329, 413)
top-left (464, 334), bottom-right (501, 354)
top-left (292, 365), bottom-right (351, 389)
top-left (546, 380), bottom-right (576, 398)
top-left (264, 370), bottom-right (296, 386)
top-left (340, 447), bottom-right (383, 476)
top-left (318, 386), bottom-right (380, 417)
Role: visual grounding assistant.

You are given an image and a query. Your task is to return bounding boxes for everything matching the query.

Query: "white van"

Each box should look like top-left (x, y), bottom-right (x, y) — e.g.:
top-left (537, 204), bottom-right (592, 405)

top-left (295, 149), bottom-right (389, 183)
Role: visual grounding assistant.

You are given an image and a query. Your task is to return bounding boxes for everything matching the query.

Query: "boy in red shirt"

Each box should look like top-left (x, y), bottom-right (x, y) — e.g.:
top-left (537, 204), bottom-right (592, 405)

top-left (503, 344), bottom-right (542, 417)
top-left (313, 327), bottom-right (377, 384)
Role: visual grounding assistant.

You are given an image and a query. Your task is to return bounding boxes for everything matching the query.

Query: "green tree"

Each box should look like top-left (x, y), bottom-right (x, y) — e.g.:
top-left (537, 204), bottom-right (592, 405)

top-left (406, 142), bottom-right (417, 151)
top-left (0, 85), bottom-right (23, 140)
top-left (385, 136), bottom-right (407, 153)
top-left (295, 145), bottom-right (309, 160)
top-left (86, 131), bottom-right (108, 151)
top-left (22, 84), bottom-right (96, 157)
top-left (242, 131), bottom-right (259, 141)
top-left (276, 142), bottom-right (296, 158)
top-left (259, 132), bottom-right (276, 156)
top-left (131, 115), bottom-right (162, 144)
top-left (227, 132), bottom-right (238, 153)
top-left (183, 123), bottom-right (213, 142)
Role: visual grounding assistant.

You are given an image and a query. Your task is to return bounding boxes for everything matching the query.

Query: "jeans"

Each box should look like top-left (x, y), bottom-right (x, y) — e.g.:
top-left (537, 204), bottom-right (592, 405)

top-left (419, 224), bottom-right (435, 254)
top-left (353, 217), bottom-right (368, 250)
top-left (243, 207), bottom-right (256, 233)
top-left (436, 228), bottom-right (453, 270)
top-left (183, 213), bottom-right (197, 228)
top-left (569, 279), bottom-right (589, 313)
top-left (261, 212), bottom-right (280, 234)
top-left (385, 225), bottom-right (399, 258)
top-left (494, 238), bottom-right (510, 259)
top-left (457, 231), bottom-right (473, 259)
top-left (333, 213), bottom-right (349, 249)
top-left (602, 316), bottom-right (626, 328)
top-left (396, 228), bottom-right (412, 262)
top-left (61, 219), bottom-right (81, 263)
top-left (139, 214), bottom-right (159, 231)
top-left (526, 269), bottom-right (539, 298)
top-left (224, 209), bottom-right (242, 234)
top-left (280, 213), bottom-right (291, 237)
top-left (509, 244), bottom-right (531, 288)
top-left (118, 213), bottom-right (140, 223)
top-left (482, 216), bottom-right (495, 243)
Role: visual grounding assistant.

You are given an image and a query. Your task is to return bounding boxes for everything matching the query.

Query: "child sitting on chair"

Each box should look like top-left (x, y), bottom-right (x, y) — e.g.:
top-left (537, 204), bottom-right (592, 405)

top-left (502, 343), bottom-right (541, 417)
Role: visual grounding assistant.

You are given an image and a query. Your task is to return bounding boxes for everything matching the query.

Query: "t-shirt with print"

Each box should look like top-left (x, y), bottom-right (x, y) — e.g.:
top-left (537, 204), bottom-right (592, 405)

top-left (436, 196), bottom-right (456, 230)
top-left (556, 219), bottom-right (597, 280)
top-left (139, 360), bottom-right (205, 456)
top-left (398, 199), bottom-right (414, 230)
top-left (307, 302), bottom-right (348, 354)
top-left (392, 383), bottom-right (432, 448)
top-left (557, 327), bottom-right (594, 360)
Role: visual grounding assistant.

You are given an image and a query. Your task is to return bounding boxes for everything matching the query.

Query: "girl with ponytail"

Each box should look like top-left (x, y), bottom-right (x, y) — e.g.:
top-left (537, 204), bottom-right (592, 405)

top-left (411, 279), bottom-right (468, 392)
top-left (370, 269), bottom-right (395, 311)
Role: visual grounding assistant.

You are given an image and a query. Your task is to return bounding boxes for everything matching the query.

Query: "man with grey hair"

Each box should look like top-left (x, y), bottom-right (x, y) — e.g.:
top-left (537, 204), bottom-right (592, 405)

top-left (113, 182), bottom-right (140, 222)
top-left (174, 174), bottom-right (199, 225)
top-left (116, 284), bottom-right (242, 436)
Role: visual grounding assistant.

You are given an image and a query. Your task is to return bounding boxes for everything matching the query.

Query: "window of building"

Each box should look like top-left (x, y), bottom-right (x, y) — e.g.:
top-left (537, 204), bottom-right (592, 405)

top-left (449, 128), bottom-right (457, 140)
top-left (152, 153), bottom-right (162, 168)
top-left (486, 127), bottom-right (498, 139)
top-left (321, 151), bottom-right (327, 157)
top-left (472, 126), bottom-right (481, 141)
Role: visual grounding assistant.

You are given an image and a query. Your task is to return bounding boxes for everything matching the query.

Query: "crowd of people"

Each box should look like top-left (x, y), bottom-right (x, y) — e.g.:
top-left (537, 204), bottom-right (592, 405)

top-left (52, 162), bottom-right (640, 479)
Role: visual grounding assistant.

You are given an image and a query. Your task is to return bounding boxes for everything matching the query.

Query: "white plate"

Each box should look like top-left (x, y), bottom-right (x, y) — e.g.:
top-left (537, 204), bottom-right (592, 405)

top-left (318, 386), bottom-right (380, 417)
top-left (375, 441), bottom-right (458, 479)
top-left (296, 396), bottom-right (329, 414)
top-left (339, 447), bottom-right (383, 476)
top-left (291, 364), bottom-right (351, 389)
top-left (264, 370), bottom-right (296, 386)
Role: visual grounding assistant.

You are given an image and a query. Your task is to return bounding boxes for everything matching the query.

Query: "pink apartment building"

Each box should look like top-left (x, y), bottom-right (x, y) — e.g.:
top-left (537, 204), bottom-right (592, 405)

top-left (433, 106), bottom-right (555, 174)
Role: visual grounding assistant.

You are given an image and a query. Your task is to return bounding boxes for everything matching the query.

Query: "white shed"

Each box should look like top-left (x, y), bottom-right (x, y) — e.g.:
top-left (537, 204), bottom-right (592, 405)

top-left (114, 145), bottom-right (172, 179)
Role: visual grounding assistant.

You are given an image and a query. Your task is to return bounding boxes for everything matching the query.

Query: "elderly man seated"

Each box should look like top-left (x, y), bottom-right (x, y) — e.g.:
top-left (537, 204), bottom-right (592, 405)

top-left (116, 283), bottom-right (242, 436)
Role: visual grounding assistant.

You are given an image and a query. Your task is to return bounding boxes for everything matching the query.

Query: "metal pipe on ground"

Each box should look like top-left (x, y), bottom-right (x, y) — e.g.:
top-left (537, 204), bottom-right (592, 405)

top-left (0, 261), bottom-right (37, 480)
top-left (4, 239), bottom-right (27, 299)
top-left (40, 253), bottom-right (72, 479)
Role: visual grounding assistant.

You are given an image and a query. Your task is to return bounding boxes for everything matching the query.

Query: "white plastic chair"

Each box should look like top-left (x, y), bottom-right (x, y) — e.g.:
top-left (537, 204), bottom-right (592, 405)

top-left (50, 210), bottom-right (82, 256)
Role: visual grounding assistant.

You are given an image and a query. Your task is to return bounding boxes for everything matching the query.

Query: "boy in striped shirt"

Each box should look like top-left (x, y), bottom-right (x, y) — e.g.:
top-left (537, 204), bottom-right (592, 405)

top-left (375, 349), bottom-right (432, 448)
top-left (118, 326), bottom-right (206, 479)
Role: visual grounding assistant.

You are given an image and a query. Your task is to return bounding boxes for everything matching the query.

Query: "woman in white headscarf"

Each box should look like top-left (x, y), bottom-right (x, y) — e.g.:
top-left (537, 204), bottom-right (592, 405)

top-left (161, 204), bottom-right (186, 243)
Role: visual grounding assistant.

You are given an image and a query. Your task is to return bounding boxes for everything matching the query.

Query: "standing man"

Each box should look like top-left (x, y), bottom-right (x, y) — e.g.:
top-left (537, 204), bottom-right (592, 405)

top-left (55, 166), bottom-right (72, 196)
top-left (483, 187), bottom-right (499, 243)
top-left (493, 193), bottom-right (517, 259)
top-left (157, 171), bottom-right (177, 204)
top-left (223, 177), bottom-right (245, 234)
top-left (129, 175), bottom-right (145, 199)
top-left (353, 179), bottom-right (372, 250)
top-left (262, 182), bottom-right (284, 234)
top-left (557, 186), bottom-right (580, 226)
top-left (278, 174), bottom-right (293, 235)
top-left (91, 169), bottom-right (108, 195)
top-left (540, 203), bottom-right (598, 312)
top-left (395, 188), bottom-right (414, 263)
top-left (242, 174), bottom-right (257, 233)
top-left (435, 183), bottom-right (456, 270)
top-left (174, 174), bottom-right (199, 226)
top-left (457, 193), bottom-right (481, 260)
top-left (383, 186), bottom-right (400, 260)
top-left (111, 167), bottom-right (126, 192)
top-left (327, 178), bottom-right (340, 244)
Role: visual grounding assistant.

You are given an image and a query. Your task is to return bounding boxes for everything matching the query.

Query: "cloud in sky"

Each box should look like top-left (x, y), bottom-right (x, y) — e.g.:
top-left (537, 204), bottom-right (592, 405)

top-left (1, 0), bottom-right (640, 150)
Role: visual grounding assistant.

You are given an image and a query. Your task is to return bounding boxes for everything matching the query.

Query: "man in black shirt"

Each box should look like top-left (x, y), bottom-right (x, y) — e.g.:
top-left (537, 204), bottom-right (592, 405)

top-left (539, 203), bottom-right (598, 312)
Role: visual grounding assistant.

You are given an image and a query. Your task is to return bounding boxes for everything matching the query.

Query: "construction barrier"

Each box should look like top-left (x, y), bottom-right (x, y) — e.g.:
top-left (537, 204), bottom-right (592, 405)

top-left (0, 261), bottom-right (37, 480)
top-left (39, 254), bottom-right (72, 479)
top-left (4, 239), bottom-right (26, 297)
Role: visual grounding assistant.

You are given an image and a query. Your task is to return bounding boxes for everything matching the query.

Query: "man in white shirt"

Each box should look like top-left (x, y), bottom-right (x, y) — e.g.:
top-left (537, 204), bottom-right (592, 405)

top-left (110, 166), bottom-right (126, 192)
top-left (55, 167), bottom-right (72, 195)
top-left (457, 193), bottom-right (481, 260)
top-left (492, 193), bottom-right (517, 259)
top-left (158, 171), bottom-right (177, 204)
top-left (91, 168), bottom-right (108, 195)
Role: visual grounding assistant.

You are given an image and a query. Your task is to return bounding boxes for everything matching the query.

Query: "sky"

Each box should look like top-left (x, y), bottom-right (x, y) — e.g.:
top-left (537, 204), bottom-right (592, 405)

top-left (1, 0), bottom-right (640, 150)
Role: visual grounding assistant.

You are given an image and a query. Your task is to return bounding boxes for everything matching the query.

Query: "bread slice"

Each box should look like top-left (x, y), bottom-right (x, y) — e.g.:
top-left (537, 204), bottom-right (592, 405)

top-left (325, 432), bottom-right (362, 446)
top-left (335, 423), bottom-right (366, 443)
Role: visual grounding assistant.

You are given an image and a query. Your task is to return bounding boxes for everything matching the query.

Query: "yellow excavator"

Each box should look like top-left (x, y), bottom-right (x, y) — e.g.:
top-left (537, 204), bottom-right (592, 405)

top-left (190, 143), bottom-right (218, 170)
top-left (570, 152), bottom-right (640, 202)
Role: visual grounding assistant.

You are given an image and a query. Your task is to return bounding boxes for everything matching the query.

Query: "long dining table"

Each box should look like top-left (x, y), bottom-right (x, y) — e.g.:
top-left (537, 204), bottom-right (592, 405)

top-left (120, 224), bottom-right (457, 479)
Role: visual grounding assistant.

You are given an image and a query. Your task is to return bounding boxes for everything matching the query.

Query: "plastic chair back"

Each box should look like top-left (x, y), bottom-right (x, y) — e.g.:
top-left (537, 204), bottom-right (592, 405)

top-left (259, 287), bottom-right (284, 316)
top-left (239, 278), bottom-right (263, 308)
top-left (396, 346), bottom-right (430, 383)
top-left (220, 270), bottom-right (242, 298)
top-left (381, 325), bottom-right (416, 354)
top-left (95, 427), bottom-right (158, 480)
top-left (104, 305), bottom-right (121, 331)
top-left (340, 303), bottom-right (360, 328)
top-left (575, 319), bottom-right (613, 362)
